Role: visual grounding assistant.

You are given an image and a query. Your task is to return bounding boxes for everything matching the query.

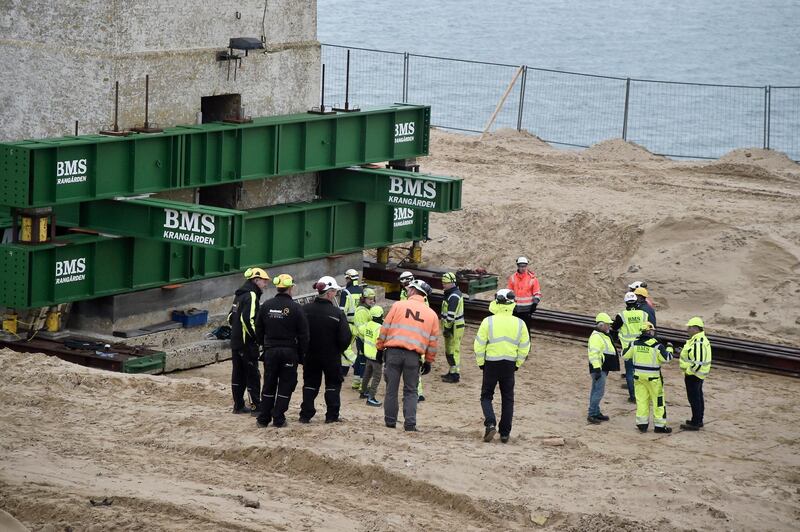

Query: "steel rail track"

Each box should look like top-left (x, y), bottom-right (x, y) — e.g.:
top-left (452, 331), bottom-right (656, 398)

top-left (425, 294), bottom-right (800, 378)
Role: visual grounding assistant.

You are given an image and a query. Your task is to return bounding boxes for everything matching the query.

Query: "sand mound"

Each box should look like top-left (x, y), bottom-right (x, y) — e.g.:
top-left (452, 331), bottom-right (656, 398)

top-left (581, 138), bottom-right (664, 162)
top-left (718, 148), bottom-right (800, 173)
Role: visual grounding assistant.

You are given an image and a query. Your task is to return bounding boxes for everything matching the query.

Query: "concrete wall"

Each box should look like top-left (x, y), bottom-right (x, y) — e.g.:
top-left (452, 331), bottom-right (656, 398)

top-left (0, 0), bottom-right (319, 140)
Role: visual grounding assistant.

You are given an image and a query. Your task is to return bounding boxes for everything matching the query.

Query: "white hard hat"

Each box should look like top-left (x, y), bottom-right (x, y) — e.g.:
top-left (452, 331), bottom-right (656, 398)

top-left (345, 268), bottom-right (359, 279)
top-left (398, 271), bottom-right (414, 282)
top-left (315, 275), bottom-right (342, 293)
top-left (628, 281), bottom-right (647, 290)
top-left (495, 288), bottom-right (516, 304)
top-left (624, 291), bottom-right (637, 303)
top-left (408, 279), bottom-right (432, 296)
top-left (516, 256), bottom-right (529, 265)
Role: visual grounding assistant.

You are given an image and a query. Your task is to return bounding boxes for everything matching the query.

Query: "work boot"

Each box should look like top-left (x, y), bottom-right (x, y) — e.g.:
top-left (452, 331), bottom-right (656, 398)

top-left (500, 435), bottom-right (510, 444)
top-left (685, 419), bottom-right (704, 428)
top-left (587, 416), bottom-right (601, 425)
top-left (359, 392), bottom-right (368, 399)
top-left (594, 413), bottom-right (610, 421)
top-left (483, 425), bottom-right (497, 442)
top-left (256, 419), bottom-right (270, 428)
top-left (298, 417), bottom-right (311, 424)
top-left (637, 424), bottom-right (648, 433)
top-left (654, 426), bottom-right (672, 434)
top-left (273, 420), bottom-right (287, 428)
top-left (232, 405), bottom-right (252, 415)
top-left (325, 418), bottom-right (342, 424)
top-left (366, 397), bottom-right (382, 407)
top-left (680, 423), bottom-right (700, 431)
top-left (385, 422), bottom-right (396, 429)
top-left (249, 404), bottom-right (262, 417)
top-left (628, 397), bottom-right (636, 403)
top-left (404, 426), bottom-right (418, 432)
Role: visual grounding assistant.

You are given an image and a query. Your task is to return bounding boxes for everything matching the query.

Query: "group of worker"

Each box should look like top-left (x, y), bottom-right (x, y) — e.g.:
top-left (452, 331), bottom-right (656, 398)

top-left (227, 255), bottom-right (710, 440)
top-left (588, 281), bottom-right (712, 433)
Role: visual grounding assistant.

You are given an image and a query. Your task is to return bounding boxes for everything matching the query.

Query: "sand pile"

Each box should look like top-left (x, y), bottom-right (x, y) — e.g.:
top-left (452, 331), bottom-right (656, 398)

top-left (423, 130), bottom-right (800, 345)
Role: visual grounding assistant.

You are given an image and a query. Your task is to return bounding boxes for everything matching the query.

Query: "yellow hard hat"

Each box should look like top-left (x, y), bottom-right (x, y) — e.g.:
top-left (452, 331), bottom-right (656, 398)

top-left (244, 267), bottom-right (269, 280)
top-left (273, 273), bottom-right (294, 288)
top-left (362, 287), bottom-right (376, 299)
top-left (442, 272), bottom-right (457, 284)
top-left (370, 305), bottom-right (384, 318)
top-left (641, 321), bottom-right (655, 332)
top-left (686, 316), bottom-right (705, 328)
top-left (595, 312), bottom-right (613, 324)
top-left (634, 287), bottom-right (649, 298)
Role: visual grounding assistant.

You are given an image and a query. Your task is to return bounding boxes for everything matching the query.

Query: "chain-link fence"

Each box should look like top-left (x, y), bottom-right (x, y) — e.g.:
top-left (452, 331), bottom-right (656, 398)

top-left (322, 44), bottom-right (800, 160)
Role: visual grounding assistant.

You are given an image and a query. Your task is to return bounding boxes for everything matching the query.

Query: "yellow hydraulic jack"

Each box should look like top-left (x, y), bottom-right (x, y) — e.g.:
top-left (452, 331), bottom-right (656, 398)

top-left (409, 240), bottom-right (423, 265)
top-left (376, 247), bottom-right (390, 264)
top-left (2, 313), bottom-right (18, 335)
top-left (45, 307), bottom-right (62, 332)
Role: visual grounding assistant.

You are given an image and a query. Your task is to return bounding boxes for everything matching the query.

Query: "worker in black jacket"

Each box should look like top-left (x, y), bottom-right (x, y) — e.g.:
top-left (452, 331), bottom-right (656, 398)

top-left (255, 274), bottom-right (310, 428)
top-left (299, 276), bottom-right (353, 423)
top-left (228, 267), bottom-right (269, 414)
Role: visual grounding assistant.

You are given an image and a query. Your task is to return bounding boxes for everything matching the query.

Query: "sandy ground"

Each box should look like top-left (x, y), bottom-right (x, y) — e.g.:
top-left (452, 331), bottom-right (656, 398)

top-left (422, 130), bottom-right (800, 346)
top-left (2, 133), bottom-right (800, 531)
top-left (1, 324), bottom-right (799, 531)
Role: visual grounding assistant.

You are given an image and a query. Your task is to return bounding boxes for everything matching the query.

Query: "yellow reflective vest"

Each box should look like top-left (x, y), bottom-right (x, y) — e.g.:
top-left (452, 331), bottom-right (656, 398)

top-left (623, 336), bottom-right (673, 377)
top-left (680, 331), bottom-right (712, 379)
top-left (587, 330), bottom-right (615, 370)
top-left (353, 304), bottom-right (372, 339)
top-left (618, 308), bottom-right (647, 349)
top-left (473, 301), bottom-right (531, 367)
top-left (360, 320), bottom-right (382, 360)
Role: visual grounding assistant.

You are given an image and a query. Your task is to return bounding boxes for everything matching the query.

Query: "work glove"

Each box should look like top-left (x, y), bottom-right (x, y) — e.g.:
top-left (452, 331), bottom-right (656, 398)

top-left (515, 365), bottom-right (520, 372)
top-left (420, 361), bottom-right (432, 376)
top-left (529, 302), bottom-right (538, 314)
top-left (478, 364), bottom-right (484, 371)
top-left (376, 350), bottom-right (384, 364)
top-left (591, 368), bottom-right (602, 381)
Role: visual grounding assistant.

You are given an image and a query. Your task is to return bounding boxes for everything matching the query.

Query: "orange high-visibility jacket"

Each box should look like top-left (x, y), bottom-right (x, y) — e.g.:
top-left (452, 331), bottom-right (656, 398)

top-left (507, 271), bottom-right (542, 311)
top-left (377, 294), bottom-right (439, 363)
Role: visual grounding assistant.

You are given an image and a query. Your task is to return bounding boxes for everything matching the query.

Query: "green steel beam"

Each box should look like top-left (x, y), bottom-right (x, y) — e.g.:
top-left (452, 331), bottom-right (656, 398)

top-left (77, 198), bottom-right (244, 250)
top-left (0, 104), bottom-right (431, 208)
top-left (319, 167), bottom-right (462, 213)
top-left (0, 199), bottom-right (428, 309)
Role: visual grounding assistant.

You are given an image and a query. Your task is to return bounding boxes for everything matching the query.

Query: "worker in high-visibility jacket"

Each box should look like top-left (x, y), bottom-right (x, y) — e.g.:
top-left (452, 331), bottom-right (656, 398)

top-left (398, 271), bottom-right (430, 400)
top-left (587, 313), bottom-right (617, 424)
top-left (474, 289), bottom-right (530, 444)
top-left (610, 292), bottom-right (648, 403)
top-left (377, 280), bottom-right (439, 432)
top-left (339, 269), bottom-right (363, 380)
top-left (227, 267), bottom-right (269, 414)
top-left (507, 256), bottom-right (541, 331)
top-left (440, 272), bottom-right (465, 383)
top-left (678, 317), bottom-right (712, 431)
top-left (352, 287), bottom-right (376, 394)
top-left (622, 322), bottom-right (674, 433)
top-left (359, 305), bottom-right (385, 407)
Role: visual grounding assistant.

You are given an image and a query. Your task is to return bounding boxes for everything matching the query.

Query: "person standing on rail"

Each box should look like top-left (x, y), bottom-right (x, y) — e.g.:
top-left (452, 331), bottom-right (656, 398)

top-left (622, 322), bottom-right (674, 433)
top-left (440, 272), bottom-right (465, 383)
top-left (507, 256), bottom-right (541, 331)
top-left (610, 292), bottom-right (648, 403)
top-left (474, 289), bottom-right (530, 443)
top-left (587, 313), bottom-right (616, 424)
top-left (299, 276), bottom-right (352, 424)
top-left (377, 280), bottom-right (439, 432)
top-left (227, 267), bottom-right (269, 414)
top-left (678, 317), bottom-right (712, 431)
top-left (255, 274), bottom-right (310, 428)
top-left (339, 269), bottom-right (363, 388)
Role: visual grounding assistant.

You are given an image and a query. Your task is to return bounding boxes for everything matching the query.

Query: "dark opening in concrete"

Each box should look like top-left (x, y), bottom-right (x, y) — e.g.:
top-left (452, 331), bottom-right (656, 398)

top-left (198, 94), bottom-right (242, 209)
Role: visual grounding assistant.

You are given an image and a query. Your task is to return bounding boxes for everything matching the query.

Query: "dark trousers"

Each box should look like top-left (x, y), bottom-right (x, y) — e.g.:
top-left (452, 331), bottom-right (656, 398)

top-left (624, 358), bottom-right (635, 400)
top-left (480, 360), bottom-right (516, 437)
top-left (257, 347), bottom-right (299, 426)
top-left (300, 357), bottom-right (343, 422)
top-left (231, 346), bottom-right (261, 410)
top-left (685, 374), bottom-right (705, 425)
top-left (354, 339), bottom-right (366, 377)
top-left (513, 309), bottom-right (533, 332)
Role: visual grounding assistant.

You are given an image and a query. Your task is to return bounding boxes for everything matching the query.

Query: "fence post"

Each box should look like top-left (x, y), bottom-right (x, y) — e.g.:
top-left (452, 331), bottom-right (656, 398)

top-left (516, 66), bottom-right (527, 132)
top-left (622, 77), bottom-right (631, 141)
top-left (765, 85), bottom-right (772, 149)
top-left (402, 52), bottom-right (409, 103)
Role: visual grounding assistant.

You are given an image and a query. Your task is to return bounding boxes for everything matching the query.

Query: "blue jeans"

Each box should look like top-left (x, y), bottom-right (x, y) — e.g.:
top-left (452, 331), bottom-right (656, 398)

top-left (588, 370), bottom-right (607, 417)
top-left (624, 358), bottom-right (635, 400)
